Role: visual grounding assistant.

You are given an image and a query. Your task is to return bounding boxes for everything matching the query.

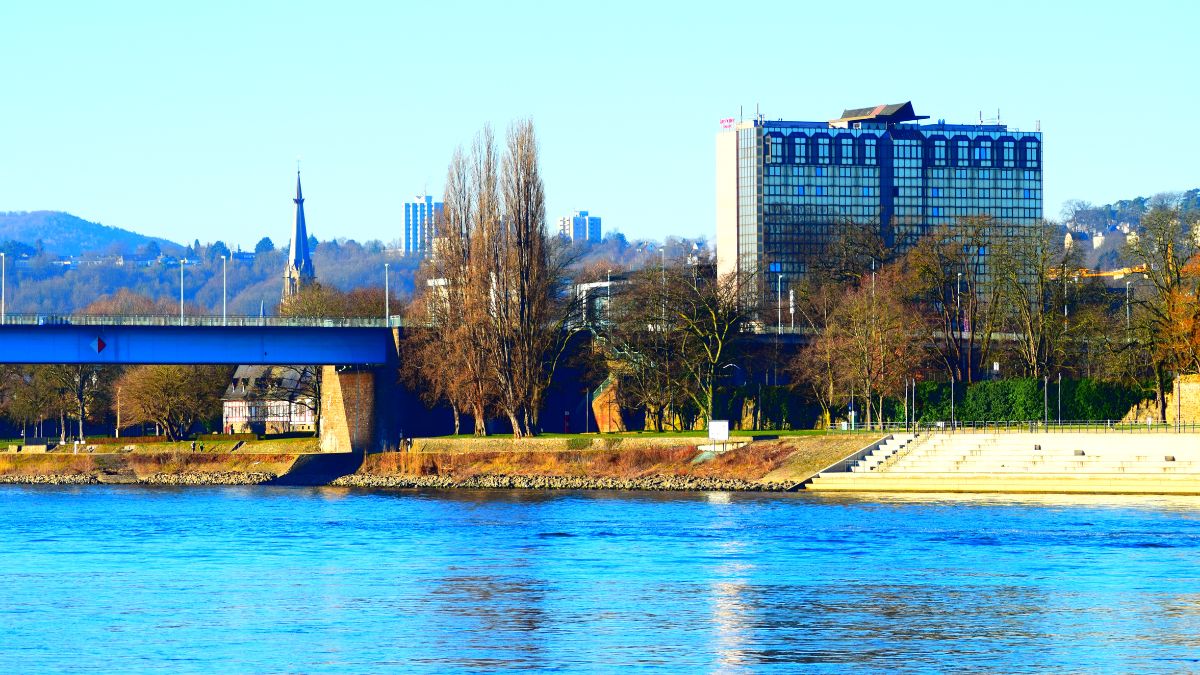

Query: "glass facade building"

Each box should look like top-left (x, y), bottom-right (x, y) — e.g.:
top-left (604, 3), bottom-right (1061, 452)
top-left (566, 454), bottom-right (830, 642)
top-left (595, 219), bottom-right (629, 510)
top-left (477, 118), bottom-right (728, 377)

top-left (716, 102), bottom-right (1043, 295)
top-left (403, 195), bottom-right (444, 258)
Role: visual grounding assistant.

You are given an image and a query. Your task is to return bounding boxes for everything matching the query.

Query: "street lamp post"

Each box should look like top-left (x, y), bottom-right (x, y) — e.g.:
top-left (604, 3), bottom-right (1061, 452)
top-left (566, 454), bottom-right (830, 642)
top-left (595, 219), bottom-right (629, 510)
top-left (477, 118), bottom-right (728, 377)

top-left (1, 251), bottom-right (6, 324)
top-left (956, 271), bottom-right (963, 381)
top-left (1057, 372), bottom-right (1062, 426)
top-left (179, 258), bottom-right (185, 326)
top-left (1125, 280), bottom-right (1132, 332)
top-left (1043, 375), bottom-right (1049, 427)
top-left (777, 273), bottom-right (783, 336)
top-left (789, 288), bottom-right (794, 332)
top-left (222, 255), bottom-right (228, 326)
top-left (607, 269), bottom-right (612, 325)
top-left (384, 262), bottom-right (390, 322)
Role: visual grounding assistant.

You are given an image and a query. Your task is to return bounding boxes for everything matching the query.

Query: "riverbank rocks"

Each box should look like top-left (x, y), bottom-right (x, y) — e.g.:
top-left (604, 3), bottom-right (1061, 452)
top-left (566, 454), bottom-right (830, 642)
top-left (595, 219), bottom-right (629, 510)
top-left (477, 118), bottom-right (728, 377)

top-left (0, 474), bottom-right (99, 485)
top-left (332, 473), bottom-right (799, 492)
top-left (139, 472), bottom-right (278, 485)
top-left (0, 472), bottom-right (278, 485)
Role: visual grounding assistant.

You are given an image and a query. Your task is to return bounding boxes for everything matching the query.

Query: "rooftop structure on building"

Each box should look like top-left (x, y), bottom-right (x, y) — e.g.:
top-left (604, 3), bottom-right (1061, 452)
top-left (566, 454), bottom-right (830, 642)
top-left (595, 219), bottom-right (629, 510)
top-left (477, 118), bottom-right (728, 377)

top-left (557, 210), bottom-right (602, 243)
top-left (403, 194), bottom-right (443, 258)
top-left (716, 101), bottom-right (1043, 304)
top-left (283, 171), bottom-right (316, 299)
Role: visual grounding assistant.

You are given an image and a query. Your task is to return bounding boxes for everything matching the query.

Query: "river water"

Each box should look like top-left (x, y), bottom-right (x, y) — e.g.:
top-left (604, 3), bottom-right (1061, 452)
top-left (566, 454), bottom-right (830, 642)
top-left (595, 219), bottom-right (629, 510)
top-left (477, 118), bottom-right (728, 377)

top-left (1, 486), bottom-right (1198, 673)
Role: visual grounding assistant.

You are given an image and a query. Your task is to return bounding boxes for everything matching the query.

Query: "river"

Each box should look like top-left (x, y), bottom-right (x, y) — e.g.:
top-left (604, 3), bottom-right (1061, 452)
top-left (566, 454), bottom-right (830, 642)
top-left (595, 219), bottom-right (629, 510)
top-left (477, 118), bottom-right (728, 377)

top-left (1, 486), bottom-right (1198, 673)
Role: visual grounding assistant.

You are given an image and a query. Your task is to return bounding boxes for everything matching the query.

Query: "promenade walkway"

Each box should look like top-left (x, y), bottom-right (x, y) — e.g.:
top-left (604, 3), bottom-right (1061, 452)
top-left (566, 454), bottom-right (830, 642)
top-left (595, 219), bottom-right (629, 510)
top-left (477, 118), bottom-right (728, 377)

top-left (807, 431), bottom-right (1200, 494)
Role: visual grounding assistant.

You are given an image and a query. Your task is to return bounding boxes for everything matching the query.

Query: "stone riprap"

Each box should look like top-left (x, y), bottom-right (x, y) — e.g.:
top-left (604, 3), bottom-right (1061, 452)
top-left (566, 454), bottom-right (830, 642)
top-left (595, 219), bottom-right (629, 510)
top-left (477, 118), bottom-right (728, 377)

top-left (333, 473), bottom-right (798, 492)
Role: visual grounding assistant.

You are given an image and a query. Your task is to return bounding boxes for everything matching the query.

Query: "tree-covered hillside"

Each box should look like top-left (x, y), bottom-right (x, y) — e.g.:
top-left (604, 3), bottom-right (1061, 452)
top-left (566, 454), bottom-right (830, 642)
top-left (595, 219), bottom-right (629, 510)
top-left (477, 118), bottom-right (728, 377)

top-left (0, 211), bottom-right (182, 257)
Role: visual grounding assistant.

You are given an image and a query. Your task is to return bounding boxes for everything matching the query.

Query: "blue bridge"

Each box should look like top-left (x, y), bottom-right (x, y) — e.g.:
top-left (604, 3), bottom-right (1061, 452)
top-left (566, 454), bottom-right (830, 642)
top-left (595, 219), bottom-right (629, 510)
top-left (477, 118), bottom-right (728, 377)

top-left (0, 315), bottom-right (402, 365)
top-left (0, 315), bottom-right (405, 454)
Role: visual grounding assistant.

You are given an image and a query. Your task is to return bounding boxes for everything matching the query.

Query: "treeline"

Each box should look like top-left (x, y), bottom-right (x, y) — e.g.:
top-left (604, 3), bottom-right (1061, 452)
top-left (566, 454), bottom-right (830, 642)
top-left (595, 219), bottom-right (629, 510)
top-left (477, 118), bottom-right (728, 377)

top-left (567, 197), bottom-right (1200, 431)
top-left (789, 198), bottom-right (1200, 427)
top-left (1, 239), bottom-right (421, 317)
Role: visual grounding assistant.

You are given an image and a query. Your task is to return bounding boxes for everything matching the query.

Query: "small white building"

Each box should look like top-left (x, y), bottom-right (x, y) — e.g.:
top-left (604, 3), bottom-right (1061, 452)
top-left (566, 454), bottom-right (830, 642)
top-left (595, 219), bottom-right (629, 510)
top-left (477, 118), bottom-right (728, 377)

top-left (221, 365), bottom-right (316, 434)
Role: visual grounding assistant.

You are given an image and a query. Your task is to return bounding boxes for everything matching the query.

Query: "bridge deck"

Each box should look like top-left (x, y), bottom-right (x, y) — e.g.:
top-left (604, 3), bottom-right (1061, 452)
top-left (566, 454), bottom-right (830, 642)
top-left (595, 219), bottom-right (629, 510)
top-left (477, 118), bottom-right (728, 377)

top-left (0, 322), bottom-right (396, 365)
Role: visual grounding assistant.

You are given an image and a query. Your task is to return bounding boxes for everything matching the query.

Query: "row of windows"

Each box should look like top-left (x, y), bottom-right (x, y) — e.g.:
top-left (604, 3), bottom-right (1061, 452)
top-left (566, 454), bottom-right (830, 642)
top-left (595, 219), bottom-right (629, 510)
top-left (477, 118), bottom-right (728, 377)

top-left (761, 132), bottom-right (1041, 170)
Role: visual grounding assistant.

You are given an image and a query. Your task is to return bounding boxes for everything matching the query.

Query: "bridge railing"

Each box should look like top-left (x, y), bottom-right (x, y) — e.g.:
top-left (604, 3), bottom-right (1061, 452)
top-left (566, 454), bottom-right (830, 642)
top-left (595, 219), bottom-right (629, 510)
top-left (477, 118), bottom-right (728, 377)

top-left (0, 314), bottom-right (408, 328)
top-left (831, 420), bottom-right (1200, 434)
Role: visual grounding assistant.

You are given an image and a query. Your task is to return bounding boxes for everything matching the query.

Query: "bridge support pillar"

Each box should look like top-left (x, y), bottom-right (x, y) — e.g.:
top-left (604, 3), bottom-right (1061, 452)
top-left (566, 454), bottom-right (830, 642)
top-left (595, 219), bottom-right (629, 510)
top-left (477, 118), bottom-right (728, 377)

top-left (318, 328), bottom-right (402, 454)
top-left (319, 366), bottom-right (375, 454)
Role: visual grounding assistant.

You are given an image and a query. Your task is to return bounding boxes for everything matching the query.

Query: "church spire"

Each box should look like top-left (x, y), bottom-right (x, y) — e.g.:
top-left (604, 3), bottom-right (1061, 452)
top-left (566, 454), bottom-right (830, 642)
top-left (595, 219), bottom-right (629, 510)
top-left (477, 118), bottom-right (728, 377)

top-left (283, 169), bottom-right (315, 300)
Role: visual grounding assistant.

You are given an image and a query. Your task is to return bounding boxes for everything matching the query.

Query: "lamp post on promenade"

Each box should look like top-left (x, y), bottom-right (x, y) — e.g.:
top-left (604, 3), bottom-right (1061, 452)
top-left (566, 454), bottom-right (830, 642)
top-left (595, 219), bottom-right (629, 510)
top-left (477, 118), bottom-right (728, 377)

top-left (384, 262), bottom-right (390, 322)
top-left (1, 251), bottom-right (6, 324)
top-left (1044, 375), bottom-right (1049, 427)
top-left (1057, 372), bottom-right (1062, 426)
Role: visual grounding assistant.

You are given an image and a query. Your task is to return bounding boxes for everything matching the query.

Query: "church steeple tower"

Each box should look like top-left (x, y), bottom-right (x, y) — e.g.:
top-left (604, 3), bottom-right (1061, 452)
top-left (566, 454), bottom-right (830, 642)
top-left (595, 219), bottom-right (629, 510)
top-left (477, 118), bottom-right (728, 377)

top-left (283, 169), bottom-right (316, 299)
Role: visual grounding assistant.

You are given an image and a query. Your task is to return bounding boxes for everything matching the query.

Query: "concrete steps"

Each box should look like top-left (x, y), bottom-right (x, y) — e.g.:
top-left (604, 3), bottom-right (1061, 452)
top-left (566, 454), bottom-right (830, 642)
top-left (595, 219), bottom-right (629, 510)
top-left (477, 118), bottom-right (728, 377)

top-left (806, 432), bottom-right (1200, 494)
top-left (849, 433), bottom-right (915, 472)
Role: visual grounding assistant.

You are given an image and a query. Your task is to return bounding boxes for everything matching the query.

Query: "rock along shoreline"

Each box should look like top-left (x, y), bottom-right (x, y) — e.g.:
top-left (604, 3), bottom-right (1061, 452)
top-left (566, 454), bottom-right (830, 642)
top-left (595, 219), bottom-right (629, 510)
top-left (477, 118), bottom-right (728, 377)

top-left (332, 473), bottom-right (800, 492)
top-left (0, 472), bottom-right (279, 486)
top-left (0, 471), bottom-right (800, 492)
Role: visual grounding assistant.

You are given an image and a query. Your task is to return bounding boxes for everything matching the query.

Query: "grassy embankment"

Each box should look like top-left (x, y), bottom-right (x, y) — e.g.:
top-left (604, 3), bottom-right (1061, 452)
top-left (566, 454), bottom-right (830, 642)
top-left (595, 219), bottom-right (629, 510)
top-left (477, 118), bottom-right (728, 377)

top-left (361, 434), bottom-right (880, 484)
top-left (0, 437), bottom-right (318, 479)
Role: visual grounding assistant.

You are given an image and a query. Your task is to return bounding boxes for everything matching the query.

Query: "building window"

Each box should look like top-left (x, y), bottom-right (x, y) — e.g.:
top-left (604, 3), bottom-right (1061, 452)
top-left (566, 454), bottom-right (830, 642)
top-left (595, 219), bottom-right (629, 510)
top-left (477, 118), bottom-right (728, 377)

top-left (934, 139), bottom-right (947, 165)
top-left (839, 136), bottom-right (854, 164)
top-left (1026, 143), bottom-right (1039, 167)
top-left (974, 141), bottom-right (992, 165)
top-left (956, 141), bottom-right (969, 166)
top-left (794, 136), bottom-right (807, 164)
top-left (1003, 141), bottom-right (1015, 167)
top-left (817, 137), bottom-right (831, 164)
top-left (864, 138), bottom-right (877, 164)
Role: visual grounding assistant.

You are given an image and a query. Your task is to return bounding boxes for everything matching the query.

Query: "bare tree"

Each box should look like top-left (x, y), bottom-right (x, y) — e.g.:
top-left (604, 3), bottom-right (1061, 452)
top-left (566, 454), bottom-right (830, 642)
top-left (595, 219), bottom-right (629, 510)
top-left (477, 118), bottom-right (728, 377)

top-left (113, 365), bottom-right (233, 440)
top-left (662, 260), bottom-right (756, 426)
top-left (906, 216), bottom-right (1005, 383)
top-left (408, 120), bottom-right (576, 437)
top-left (993, 220), bottom-right (1079, 379)
top-left (1122, 199), bottom-right (1200, 420)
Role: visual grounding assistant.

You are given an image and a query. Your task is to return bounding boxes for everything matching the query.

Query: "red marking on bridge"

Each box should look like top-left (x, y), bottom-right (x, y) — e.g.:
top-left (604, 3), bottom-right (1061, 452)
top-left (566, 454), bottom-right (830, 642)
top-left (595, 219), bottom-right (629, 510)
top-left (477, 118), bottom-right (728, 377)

top-left (92, 337), bottom-right (106, 353)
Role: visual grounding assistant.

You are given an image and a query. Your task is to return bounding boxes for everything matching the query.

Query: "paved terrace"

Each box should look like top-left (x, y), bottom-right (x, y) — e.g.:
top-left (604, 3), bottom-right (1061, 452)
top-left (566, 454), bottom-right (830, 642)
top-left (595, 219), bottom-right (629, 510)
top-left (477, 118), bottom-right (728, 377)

top-left (807, 430), bottom-right (1200, 494)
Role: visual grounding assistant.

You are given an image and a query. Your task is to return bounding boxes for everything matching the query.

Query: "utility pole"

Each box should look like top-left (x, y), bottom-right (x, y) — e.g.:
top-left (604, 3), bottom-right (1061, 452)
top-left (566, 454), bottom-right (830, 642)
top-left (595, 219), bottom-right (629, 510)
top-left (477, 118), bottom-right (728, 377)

top-left (384, 262), bottom-right (390, 322)
top-left (222, 255), bottom-right (228, 326)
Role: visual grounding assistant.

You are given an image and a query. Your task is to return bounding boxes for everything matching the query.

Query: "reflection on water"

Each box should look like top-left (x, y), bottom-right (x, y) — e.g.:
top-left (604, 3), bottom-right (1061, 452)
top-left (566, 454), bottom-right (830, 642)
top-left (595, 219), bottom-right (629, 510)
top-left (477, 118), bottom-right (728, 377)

top-left (1, 486), bottom-right (1200, 672)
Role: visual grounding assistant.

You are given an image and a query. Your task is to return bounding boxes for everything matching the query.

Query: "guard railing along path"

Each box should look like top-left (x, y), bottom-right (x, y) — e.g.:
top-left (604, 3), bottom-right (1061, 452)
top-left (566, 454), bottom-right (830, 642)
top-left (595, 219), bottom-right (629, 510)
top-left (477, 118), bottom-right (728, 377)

top-left (831, 420), bottom-right (1200, 434)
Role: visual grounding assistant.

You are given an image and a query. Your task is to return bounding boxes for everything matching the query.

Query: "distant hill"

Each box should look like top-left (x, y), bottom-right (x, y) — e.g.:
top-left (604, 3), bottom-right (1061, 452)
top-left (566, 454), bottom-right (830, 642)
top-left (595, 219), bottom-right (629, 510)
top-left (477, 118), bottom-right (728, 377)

top-left (0, 211), bottom-right (181, 257)
top-left (1064, 189), bottom-right (1200, 232)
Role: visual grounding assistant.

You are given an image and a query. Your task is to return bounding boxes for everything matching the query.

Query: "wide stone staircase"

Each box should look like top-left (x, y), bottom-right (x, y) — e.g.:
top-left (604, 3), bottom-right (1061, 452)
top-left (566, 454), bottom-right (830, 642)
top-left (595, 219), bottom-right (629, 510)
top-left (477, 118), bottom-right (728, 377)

top-left (806, 432), bottom-right (1200, 494)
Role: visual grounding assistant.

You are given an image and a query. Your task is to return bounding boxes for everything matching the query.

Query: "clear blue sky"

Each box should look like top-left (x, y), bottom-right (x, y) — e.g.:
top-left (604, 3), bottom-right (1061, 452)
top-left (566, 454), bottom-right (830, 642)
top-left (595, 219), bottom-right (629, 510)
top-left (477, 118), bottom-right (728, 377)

top-left (0, 1), bottom-right (1196, 250)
